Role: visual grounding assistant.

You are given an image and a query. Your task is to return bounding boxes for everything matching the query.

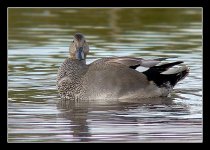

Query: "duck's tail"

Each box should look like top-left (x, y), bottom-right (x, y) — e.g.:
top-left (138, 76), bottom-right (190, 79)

top-left (143, 61), bottom-right (189, 88)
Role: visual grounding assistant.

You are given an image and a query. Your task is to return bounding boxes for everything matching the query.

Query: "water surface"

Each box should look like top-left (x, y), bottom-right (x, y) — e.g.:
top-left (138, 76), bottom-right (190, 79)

top-left (8, 8), bottom-right (202, 142)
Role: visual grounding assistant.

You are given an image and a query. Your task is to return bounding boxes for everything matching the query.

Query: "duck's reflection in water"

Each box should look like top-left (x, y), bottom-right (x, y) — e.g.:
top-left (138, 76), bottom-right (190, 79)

top-left (56, 97), bottom-right (189, 142)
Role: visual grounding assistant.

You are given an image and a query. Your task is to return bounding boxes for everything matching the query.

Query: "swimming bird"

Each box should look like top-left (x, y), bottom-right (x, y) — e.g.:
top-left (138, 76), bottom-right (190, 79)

top-left (57, 33), bottom-right (189, 100)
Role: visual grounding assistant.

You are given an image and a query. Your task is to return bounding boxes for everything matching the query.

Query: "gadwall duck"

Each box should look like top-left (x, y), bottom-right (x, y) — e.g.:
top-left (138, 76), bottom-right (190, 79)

top-left (57, 33), bottom-right (189, 100)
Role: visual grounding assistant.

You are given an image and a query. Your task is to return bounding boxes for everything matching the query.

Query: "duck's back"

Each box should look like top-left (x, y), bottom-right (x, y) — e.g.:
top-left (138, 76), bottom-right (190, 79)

top-left (80, 59), bottom-right (159, 100)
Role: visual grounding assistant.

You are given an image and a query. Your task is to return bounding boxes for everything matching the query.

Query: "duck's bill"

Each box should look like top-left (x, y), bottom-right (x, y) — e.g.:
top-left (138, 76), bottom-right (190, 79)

top-left (76, 47), bottom-right (85, 60)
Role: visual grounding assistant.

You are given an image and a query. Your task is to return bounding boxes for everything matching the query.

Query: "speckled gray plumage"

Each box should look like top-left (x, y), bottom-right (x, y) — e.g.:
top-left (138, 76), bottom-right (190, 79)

top-left (57, 58), bottom-right (88, 100)
top-left (57, 57), bottom-right (175, 100)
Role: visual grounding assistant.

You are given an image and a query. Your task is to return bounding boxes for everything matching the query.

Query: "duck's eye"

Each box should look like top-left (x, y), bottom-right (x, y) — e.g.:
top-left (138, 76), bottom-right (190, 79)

top-left (72, 40), bottom-right (74, 43)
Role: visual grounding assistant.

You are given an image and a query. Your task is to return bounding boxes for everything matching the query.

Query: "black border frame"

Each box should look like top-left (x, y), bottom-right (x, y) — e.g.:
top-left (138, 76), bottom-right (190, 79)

top-left (1, 0), bottom-right (208, 144)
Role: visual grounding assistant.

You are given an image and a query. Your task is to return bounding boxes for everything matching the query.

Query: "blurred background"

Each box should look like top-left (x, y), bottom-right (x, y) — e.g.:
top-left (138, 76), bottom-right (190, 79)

top-left (8, 8), bottom-right (202, 142)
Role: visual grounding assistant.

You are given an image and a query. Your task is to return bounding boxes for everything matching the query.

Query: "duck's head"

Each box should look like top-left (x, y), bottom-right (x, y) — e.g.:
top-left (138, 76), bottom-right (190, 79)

top-left (69, 33), bottom-right (89, 61)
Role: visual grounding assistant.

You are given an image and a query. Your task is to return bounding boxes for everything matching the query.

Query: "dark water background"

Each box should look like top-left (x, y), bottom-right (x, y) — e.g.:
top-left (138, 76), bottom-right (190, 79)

top-left (8, 8), bottom-right (202, 142)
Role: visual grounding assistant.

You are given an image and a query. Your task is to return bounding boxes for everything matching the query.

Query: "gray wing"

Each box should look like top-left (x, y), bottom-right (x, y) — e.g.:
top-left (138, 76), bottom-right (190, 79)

top-left (105, 57), bottom-right (168, 69)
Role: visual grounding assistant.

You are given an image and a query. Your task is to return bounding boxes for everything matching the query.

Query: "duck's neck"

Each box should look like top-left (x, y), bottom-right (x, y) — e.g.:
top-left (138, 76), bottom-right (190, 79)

top-left (80, 59), bottom-right (86, 65)
top-left (69, 56), bottom-right (86, 65)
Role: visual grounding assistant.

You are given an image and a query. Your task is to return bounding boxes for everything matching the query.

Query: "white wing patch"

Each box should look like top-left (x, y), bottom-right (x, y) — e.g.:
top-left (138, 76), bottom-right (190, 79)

top-left (136, 66), bottom-right (149, 72)
top-left (161, 65), bottom-right (188, 74)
